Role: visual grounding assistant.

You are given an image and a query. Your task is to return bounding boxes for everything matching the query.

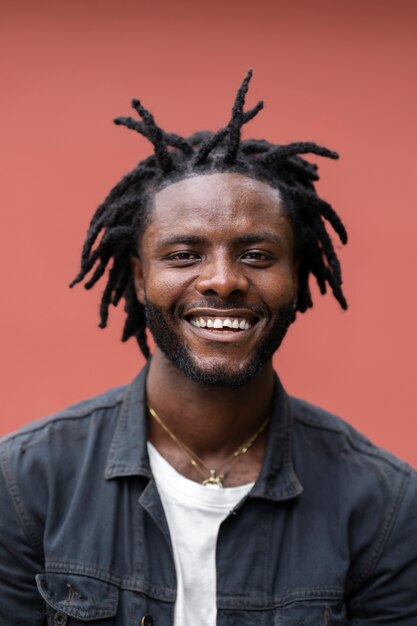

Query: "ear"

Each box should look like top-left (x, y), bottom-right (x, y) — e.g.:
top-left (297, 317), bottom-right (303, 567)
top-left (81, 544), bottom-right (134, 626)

top-left (130, 255), bottom-right (145, 304)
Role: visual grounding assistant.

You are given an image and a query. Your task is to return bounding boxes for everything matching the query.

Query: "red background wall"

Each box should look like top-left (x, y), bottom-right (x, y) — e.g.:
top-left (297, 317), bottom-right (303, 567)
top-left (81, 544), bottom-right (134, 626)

top-left (1, 0), bottom-right (416, 467)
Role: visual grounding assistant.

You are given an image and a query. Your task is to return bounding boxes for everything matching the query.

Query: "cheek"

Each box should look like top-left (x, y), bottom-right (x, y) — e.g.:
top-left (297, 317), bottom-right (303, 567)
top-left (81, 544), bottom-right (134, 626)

top-left (261, 270), bottom-right (298, 309)
top-left (143, 270), bottom-right (190, 306)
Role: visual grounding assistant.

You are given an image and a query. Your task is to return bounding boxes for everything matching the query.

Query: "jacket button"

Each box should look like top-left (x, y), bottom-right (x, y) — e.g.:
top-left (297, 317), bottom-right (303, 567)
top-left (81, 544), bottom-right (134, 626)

top-left (54, 612), bottom-right (68, 626)
top-left (141, 616), bottom-right (153, 626)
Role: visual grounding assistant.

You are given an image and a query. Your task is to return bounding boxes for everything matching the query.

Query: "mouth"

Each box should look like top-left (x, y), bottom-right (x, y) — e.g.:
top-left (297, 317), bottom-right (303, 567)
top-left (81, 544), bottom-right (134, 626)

top-left (183, 308), bottom-right (260, 336)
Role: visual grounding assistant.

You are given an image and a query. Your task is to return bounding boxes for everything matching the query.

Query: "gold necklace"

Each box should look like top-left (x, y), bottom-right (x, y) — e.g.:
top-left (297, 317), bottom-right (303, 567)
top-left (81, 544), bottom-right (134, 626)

top-left (147, 404), bottom-right (270, 488)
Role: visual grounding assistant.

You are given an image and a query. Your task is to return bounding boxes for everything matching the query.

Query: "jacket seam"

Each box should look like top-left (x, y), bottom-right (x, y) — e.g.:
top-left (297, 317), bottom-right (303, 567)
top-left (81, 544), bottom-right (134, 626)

top-left (0, 444), bottom-right (44, 560)
top-left (45, 559), bottom-right (121, 584)
top-left (347, 469), bottom-right (410, 589)
top-left (44, 561), bottom-right (176, 601)
top-left (217, 586), bottom-right (344, 609)
top-left (0, 395), bottom-right (125, 446)
top-left (293, 414), bottom-right (410, 474)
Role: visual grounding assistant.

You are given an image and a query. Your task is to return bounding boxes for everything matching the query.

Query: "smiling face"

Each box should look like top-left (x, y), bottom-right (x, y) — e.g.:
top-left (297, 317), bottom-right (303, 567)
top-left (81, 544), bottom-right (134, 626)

top-left (132, 172), bottom-right (298, 386)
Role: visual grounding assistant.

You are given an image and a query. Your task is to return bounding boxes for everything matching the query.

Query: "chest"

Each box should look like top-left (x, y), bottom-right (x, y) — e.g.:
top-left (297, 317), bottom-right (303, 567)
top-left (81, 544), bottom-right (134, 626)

top-left (37, 478), bottom-right (349, 626)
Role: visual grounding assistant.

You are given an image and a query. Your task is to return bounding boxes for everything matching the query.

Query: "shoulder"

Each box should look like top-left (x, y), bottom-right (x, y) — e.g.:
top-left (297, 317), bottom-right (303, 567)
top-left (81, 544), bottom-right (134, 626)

top-left (287, 394), bottom-right (415, 528)
top-left (288, 396), bottom-right (417, 587)
top-left (0, 384), bottom-right (127, 451)
top-left (289, 395), bottom-right (412, 475)
top-left (0, 384), bottom-right (129, 496)
top-left (0, 383), bottom-right (133, 540)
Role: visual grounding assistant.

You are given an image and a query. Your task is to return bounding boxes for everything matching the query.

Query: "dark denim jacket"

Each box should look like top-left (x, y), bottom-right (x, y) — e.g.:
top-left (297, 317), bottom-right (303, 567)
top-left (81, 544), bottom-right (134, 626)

top-left (1, 366), bottom-right (416, 625)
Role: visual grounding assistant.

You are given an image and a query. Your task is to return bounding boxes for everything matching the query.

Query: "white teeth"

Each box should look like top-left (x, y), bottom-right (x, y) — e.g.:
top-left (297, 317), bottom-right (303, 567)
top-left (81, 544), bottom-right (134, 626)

top-left (189, 316), bottom-right (253, 330)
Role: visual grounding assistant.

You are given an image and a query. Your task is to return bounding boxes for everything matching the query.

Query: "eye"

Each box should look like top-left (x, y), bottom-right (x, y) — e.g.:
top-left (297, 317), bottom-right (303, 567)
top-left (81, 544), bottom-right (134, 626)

top-left (241, 250), bottom-right (275, 266)
top-left (164, 251), bottom-right (201, 265)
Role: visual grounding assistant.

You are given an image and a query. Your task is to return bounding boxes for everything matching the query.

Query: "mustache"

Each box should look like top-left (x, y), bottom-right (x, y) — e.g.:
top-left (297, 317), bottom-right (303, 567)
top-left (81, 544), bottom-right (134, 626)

top-left (175, 300), bottom-right (269, 318)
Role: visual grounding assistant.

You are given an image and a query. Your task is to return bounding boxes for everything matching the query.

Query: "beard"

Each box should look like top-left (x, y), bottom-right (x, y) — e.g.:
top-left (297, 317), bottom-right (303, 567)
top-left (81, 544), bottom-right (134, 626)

top-left (143, 298), bottom-right (296, 387)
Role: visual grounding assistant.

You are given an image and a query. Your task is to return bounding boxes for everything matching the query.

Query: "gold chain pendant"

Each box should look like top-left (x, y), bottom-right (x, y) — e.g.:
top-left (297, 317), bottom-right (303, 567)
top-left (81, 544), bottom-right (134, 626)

top-left (202, 469), bottom-right (224, 489)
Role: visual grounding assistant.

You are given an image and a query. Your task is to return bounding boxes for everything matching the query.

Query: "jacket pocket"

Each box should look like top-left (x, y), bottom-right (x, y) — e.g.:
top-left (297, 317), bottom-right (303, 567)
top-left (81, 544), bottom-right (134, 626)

top-left (36, 572), bottom-right (119, 625)
top-left (280, 600), bottom-right (346, 625)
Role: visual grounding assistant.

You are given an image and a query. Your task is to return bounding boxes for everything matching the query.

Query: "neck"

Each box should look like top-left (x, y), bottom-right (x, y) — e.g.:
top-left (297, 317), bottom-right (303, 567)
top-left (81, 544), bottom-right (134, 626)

top-left (146, 350), bottom-right (275, 459)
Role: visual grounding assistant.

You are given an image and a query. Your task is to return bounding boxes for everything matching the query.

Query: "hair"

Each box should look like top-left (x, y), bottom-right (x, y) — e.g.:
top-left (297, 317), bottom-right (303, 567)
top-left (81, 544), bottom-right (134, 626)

top-left (70, 70), bottom-right (348, 359)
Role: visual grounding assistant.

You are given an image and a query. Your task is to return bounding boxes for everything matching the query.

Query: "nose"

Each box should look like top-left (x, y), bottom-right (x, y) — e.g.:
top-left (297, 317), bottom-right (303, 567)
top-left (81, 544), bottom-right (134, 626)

top-left (195, 253), bottom-right (249, 298)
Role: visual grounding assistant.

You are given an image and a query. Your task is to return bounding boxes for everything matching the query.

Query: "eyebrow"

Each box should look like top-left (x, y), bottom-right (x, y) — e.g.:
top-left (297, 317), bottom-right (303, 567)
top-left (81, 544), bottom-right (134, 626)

top-left (157, 231), bottom-right (284, 247)
top-left (232, 231), bottom-right (284, 245)
top-left (158, 235), bottom-right (206, 247)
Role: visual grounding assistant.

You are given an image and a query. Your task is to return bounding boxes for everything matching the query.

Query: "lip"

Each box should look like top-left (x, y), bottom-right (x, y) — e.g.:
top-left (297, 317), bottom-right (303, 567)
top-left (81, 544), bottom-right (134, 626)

top-left (183, 319), bottom-right (258, 343)
top-left (182, 308), bottom-right (262, 344)
top-left (183, 307), bottom-right (260, 323)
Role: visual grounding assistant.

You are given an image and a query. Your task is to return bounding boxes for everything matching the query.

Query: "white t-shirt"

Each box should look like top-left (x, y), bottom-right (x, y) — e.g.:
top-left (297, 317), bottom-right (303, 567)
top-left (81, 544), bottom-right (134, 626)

top-left (147, 442), bottom-right (254, 626)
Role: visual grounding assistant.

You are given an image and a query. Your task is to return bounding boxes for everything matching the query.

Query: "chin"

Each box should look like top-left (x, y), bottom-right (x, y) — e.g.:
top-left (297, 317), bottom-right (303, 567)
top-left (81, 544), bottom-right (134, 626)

top-left (166, 352), bottom-right (269, 388)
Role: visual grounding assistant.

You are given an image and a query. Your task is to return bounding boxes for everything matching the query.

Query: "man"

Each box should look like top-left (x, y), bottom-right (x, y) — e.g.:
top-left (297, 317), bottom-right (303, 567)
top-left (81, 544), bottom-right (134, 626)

top-left (1, 72), bottom-right (416, 624)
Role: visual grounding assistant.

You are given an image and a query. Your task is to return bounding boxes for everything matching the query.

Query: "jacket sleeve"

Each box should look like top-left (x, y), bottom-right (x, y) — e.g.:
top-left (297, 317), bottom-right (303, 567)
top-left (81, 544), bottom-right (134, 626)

top-left (346, 468), bottom-right (417, 623)
top-left (0, 440), bottom-right (45, 625)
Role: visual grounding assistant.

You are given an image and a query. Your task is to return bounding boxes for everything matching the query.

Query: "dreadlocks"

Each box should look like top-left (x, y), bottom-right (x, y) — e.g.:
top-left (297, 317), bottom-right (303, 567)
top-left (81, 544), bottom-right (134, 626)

top-left (70, 70), bottom-right (348, 359)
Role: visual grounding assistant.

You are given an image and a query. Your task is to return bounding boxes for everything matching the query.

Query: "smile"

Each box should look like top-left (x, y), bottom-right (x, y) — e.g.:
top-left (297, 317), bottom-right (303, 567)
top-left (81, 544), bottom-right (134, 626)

top-left (189, 316), bottom-right (252, 331)
top-left (183, 308), bottom-right (260, 341)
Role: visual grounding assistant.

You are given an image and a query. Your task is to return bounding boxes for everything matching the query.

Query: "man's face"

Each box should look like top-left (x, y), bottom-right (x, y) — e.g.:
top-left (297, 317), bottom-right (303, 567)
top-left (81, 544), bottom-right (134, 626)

top-left (133, 172), bottom-right (298, 386)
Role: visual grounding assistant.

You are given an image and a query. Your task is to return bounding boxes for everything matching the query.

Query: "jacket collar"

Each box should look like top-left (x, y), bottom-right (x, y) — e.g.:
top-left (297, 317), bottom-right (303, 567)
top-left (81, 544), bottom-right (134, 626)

top-left (105, 365), bottom-right (152, 481)
top-left (105, 364), bottom-right (303, 502)
top-left (249, 375), bottom-right (303, 501)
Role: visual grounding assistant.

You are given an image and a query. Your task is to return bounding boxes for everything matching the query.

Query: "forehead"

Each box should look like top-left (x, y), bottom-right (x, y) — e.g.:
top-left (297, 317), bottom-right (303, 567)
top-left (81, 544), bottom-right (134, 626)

top-left (147, 172), bottom-right (291, 240)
